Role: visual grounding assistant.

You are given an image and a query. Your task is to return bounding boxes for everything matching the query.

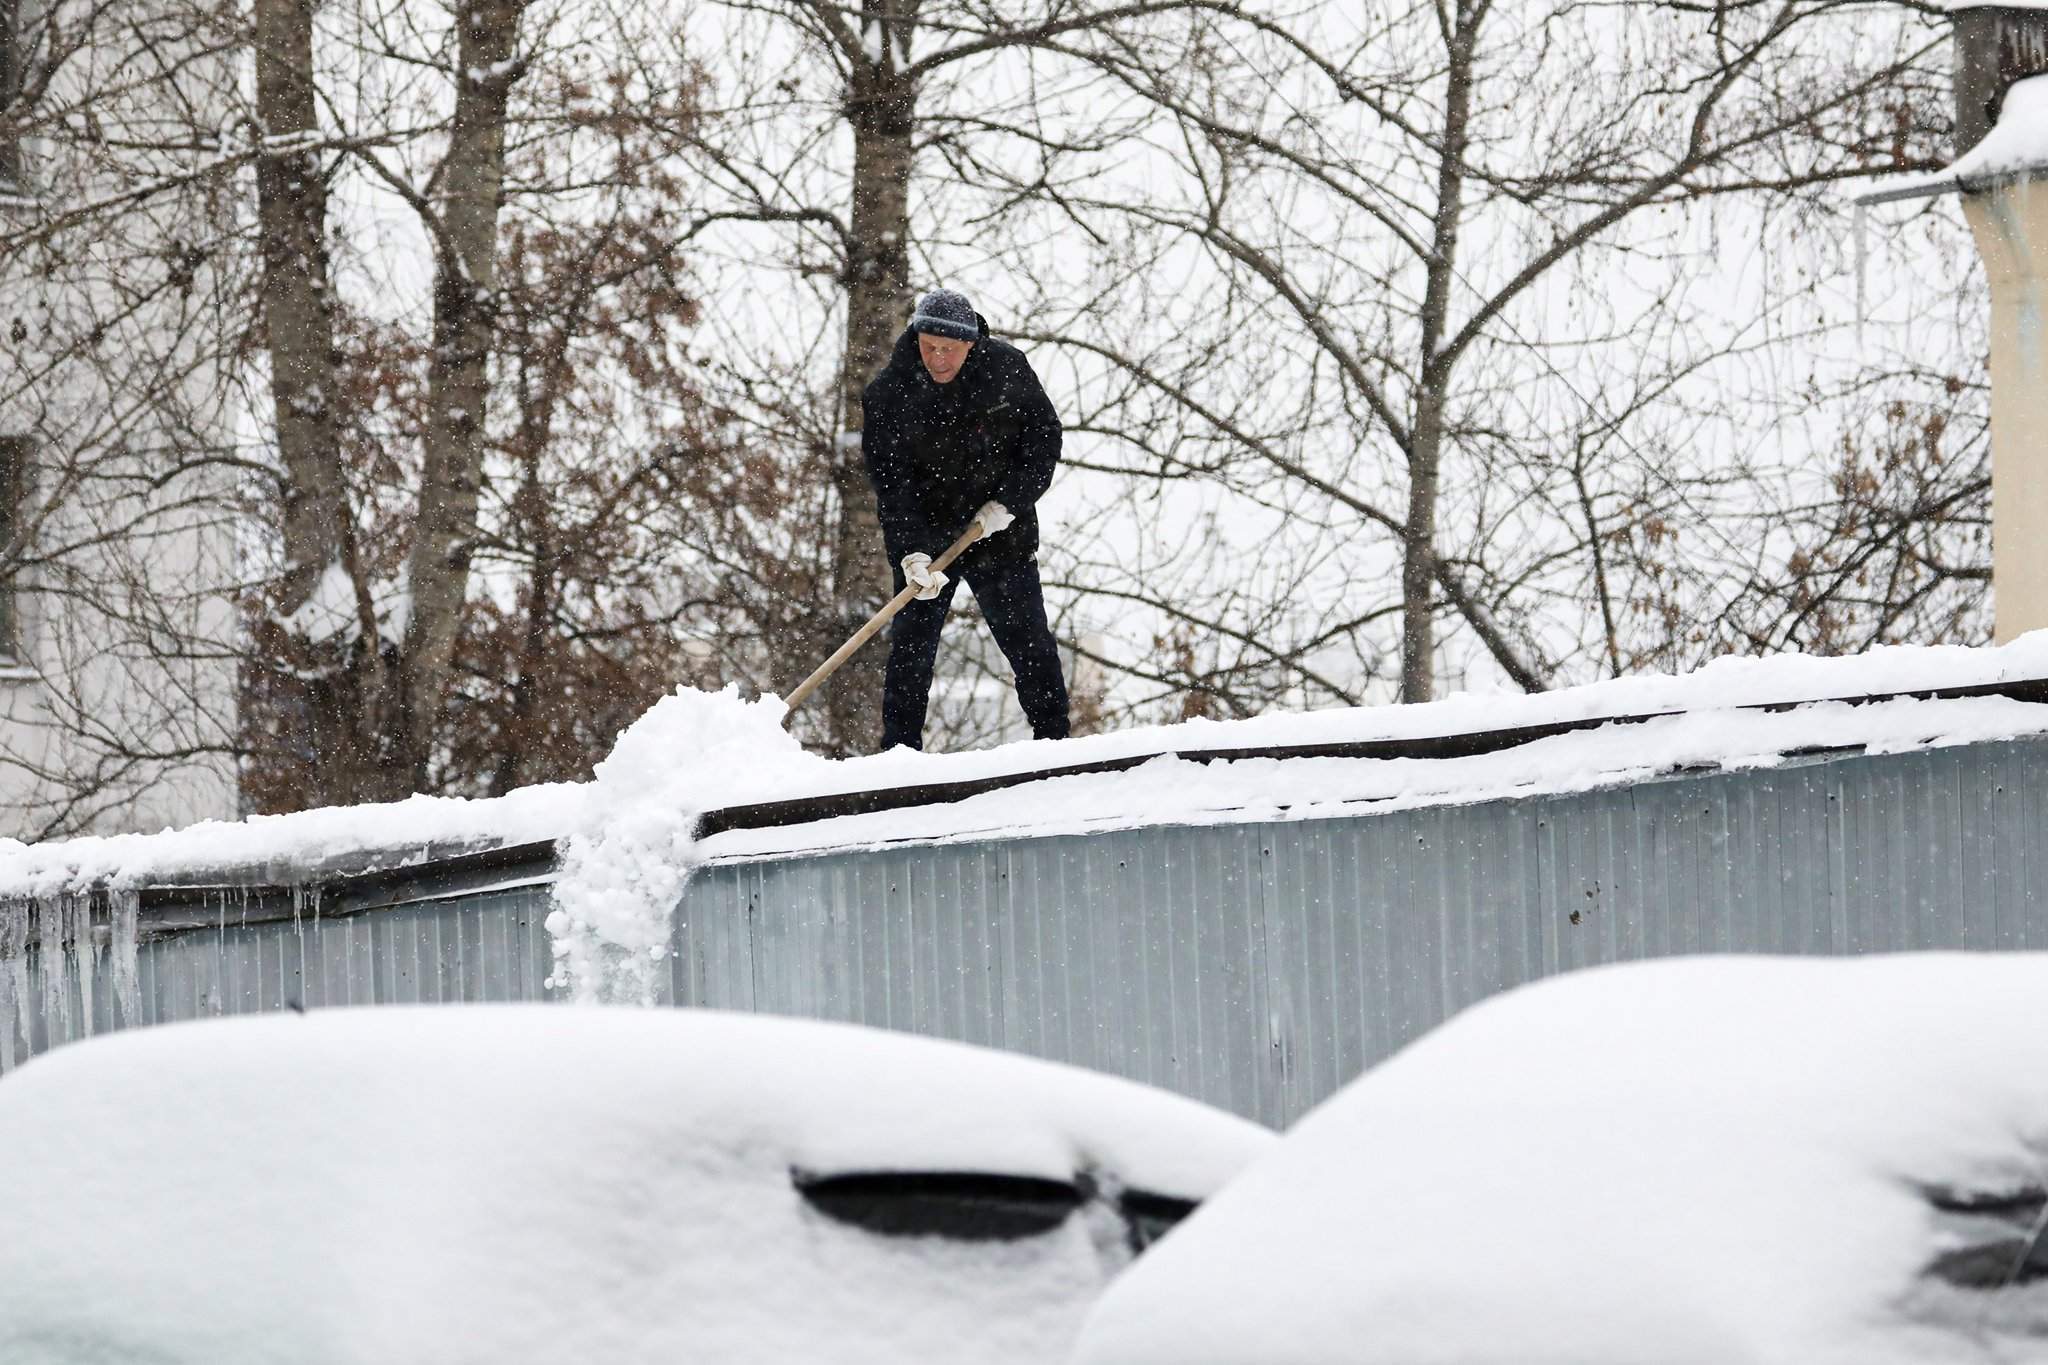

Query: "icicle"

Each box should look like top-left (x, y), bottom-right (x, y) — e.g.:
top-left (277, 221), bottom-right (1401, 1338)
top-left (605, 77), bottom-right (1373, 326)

top-left (72, 894), bottom-right (96, 1040)
top-left (1854, 200), bottom-right (1869, 349)
top-left (0, 898), bottom-right (24, 1071)
top-left (109, 887), bottom-right (139, 1030)
top-left (38, 893), bottom-right (70, 1045)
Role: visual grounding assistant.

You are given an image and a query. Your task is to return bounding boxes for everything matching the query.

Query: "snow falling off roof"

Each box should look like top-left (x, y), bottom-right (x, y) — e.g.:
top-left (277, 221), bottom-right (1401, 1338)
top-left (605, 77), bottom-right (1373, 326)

top-left (9, 634), bottom-right (2048, 895)
top-left (1074, 952), bottom-right (2048, 1365)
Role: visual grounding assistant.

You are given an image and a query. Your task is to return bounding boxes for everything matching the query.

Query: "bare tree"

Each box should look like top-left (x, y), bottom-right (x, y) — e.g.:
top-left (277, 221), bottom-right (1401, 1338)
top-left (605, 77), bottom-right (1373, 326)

top-left (3, 0), bottom-right (770, 824)
top-left (990, 0), bottom-right (1978, 711)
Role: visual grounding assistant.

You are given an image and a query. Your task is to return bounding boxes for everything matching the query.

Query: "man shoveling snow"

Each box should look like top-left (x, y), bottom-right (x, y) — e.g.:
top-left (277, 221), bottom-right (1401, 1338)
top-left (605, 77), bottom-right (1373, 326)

top-left (860, 288), bottom-right (1071, 751)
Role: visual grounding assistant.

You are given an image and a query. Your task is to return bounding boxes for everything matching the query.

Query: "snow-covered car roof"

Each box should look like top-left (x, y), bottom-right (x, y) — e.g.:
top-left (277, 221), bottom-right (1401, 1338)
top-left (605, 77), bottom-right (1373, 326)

top-left (1073, 953), bottom-right (2048, 1365)
top-left (0, 1005), bottom-right (1271, 1365)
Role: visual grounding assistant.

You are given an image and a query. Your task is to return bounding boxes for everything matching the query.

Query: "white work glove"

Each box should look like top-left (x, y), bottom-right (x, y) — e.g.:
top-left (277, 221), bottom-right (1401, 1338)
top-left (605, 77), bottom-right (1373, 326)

top-left (900, 552), bottom-right (947, 600)
top-left (973, 500), bottom-right (1015, 537)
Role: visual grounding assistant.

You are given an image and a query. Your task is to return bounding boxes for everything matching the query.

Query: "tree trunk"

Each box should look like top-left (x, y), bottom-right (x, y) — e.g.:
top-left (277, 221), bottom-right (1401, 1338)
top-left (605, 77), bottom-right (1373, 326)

top-left (252, 0), bottom-right (345, 614)
top-left (1400, 3), bottom-right (1483, 704)
top-left (818, 48), bottom-right (915, 754)
top-left (402, 0), bottom-right (526, 789)
top-left (254, 0), bottom-right (401, 807)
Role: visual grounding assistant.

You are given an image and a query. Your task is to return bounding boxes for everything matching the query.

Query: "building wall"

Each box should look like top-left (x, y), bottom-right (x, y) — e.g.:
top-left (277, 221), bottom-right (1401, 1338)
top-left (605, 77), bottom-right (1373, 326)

top-left (10, 735), bottom-right (2047, 1123)
top-left (0, 0), bottom-right (241, 837)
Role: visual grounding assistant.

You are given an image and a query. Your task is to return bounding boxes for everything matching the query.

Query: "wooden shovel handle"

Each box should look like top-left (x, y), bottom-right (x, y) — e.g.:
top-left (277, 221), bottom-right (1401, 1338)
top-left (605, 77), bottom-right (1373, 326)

top-left (781, 522), bottom-right (986, 720)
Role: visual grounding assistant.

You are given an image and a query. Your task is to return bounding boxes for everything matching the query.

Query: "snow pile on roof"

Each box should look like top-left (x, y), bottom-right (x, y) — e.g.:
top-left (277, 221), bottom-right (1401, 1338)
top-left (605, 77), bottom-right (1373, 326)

top-left (0, 776), bottom-right (580, 899)
top-left (1073, 952), bottom-right (2048, 1365)
top-left (1854, 72), bottom-right (2048, 202)
top-left (1949, 74), bottom-right (2048, 183)
top-left (545, 684), bottom-right (822, 1003)
top-left (704, 693), bottom-right (2048, 858)
top-left (5, 633), bottom-right (2048, 895)
top-left (0, 1006), bottom-right (1271, 1365)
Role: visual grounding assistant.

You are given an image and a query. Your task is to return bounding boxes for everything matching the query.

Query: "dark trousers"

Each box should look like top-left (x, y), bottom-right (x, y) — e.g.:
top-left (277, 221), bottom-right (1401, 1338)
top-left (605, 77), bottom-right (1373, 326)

top-left (881, 553), bottom-right (1071, 751)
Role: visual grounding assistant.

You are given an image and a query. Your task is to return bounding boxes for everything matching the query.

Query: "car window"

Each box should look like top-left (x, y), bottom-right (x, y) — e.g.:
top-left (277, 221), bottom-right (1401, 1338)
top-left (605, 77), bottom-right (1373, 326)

top-left (1922, 1183), bottom-right (2048, 1289)
top-left (794, 1169), bottom-right (1087, 1240)
top-left (1118, 1189), bottom-right (1200, 1254)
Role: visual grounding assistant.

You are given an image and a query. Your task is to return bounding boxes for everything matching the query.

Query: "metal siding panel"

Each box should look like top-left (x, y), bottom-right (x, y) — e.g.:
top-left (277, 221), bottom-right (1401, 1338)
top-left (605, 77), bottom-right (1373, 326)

top-left (670, 865), bottom-right (723, 1008)
top-left (1534, 798), bottom-right (1566, 976)
top-left (1839, 763), bottom-right (1879, 954)
top-left (898, 853), bottom-right (932, 1038)
top-left (1664, 785), bottom-right (1703, 958)
top-left (1189, 826), bottom-right (1234, 1113)
top-left (1736, 775), bottom-right (1776, 953)
top-left (1695, 780), bottom-right (1734, 955)
top-left (1724, 777), bottom-right (1763, 954)
top-left (1133, 826), bottom-right (1187, 1097)
top-left (1924, 750), bottom-right (1972, 950)
top-left (1877, 756), bottom-right (1919, 951)
top-left (1958, 747), bottom-right (2001, 949)
top-left (881, 850), bottom-right (915, 1034)
top-left (1062, 838), bottom-right (1103, 1073)
top-left (717, 867), bottom-right (757, 1012)
top-left (1245, 826), bottom-right (1278, 1127)
top-left (1262, 820), bottom-right (1310, 1123)
top-left (1346, 816), bottom-right (1393, 1084)
top-left (452, 901), bottom-right (481, 1002)
top-left (1771, 766), bottom-right (1824, 955)
top-left (964, 846), bottom-right (1004, 1050)
top-left (817, 860), bottom-right (850, 1023)
top-left (1376, 810), bottom-right (1430, 1053)
top-left (1106, 833), bottom-right (1157, 1090)
top-left (297, 912), bottom-right (325, 1010)
top-left (1989, 744), bottom-right (2027, 947)
top-left (925, 847), bottom-right (965, 1043)
top-left (479, 895), bottom-right (514, 1002)
top-left (746, 862), bottom-right (794, 1018)
top-left (1218, 829), bottom-right (1257, 1120)
top-left (820, 860), bottom-right (859, 1024)
top-left (1072, 836), bottom-right (1117, 1079)
top-left (2020, 744), bottom-right (2048, 949)
top-left (1005, 839), bottom-right (1051, 1061)
top-left (1303, 820), bottom-right (1354, 1104)
top-left (346, 912), bottom-right (376, 1007)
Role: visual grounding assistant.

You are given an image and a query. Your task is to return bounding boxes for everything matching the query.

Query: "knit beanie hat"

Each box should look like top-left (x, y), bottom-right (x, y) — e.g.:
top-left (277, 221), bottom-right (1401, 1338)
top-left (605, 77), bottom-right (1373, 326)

top-left (909, 289), bottom-right (980, 342)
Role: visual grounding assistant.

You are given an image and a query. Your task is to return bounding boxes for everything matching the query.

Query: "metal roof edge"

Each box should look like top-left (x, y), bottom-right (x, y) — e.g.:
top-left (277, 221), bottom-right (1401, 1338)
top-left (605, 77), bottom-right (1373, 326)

top-left (691, 674), bottom-right (2048, 839)
top-left (102, 671), bottom-right (2048, 928)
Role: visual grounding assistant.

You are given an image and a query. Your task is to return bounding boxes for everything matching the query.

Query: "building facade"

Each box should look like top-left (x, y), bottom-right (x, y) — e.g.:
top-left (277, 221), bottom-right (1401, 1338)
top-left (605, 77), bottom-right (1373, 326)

top-left (0, 0), bottom-right (240, 838)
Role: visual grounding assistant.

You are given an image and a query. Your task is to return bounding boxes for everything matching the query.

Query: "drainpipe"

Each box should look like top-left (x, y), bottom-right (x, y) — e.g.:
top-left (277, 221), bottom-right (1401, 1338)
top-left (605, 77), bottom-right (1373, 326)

top-left (1954, 5), bottom-right (2048, 641)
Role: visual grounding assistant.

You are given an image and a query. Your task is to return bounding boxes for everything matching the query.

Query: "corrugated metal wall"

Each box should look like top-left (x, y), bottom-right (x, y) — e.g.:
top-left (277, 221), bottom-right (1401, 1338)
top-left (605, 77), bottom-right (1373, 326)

top-left (9, 738), bottom-right (2048, 1126)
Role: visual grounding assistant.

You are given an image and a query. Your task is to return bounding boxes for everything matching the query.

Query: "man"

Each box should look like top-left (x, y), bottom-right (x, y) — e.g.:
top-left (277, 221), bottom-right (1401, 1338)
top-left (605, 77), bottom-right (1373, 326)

top-left (861, 288), bottom-right (1070, 750)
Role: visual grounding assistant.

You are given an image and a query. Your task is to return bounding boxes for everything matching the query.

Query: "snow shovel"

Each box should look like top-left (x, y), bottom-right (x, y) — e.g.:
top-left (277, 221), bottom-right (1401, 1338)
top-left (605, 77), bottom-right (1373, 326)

top-left (781, 522), bottom-right (985, 721)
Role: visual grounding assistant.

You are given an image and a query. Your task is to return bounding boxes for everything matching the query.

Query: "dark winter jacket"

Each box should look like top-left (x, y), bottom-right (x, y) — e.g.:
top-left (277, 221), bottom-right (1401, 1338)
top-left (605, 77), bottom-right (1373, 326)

top-left (860, 316), bottom-right (1062, 571)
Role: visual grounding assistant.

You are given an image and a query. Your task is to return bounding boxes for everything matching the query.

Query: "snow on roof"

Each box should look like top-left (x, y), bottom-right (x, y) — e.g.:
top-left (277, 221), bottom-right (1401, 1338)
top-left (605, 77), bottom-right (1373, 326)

top-left (1854, 72), bottom-right (2048, 203)
top-left (1073, 952), bottom-right (2048, 1365)
top-left (9, 634), bottom-right (2048, 895)
top-left (700, 693), bottom-right (2048, 859)
top-left (0, 1005), bottom-right (1272, 1365)
top-left (1949, 73), bottom-right (2048, 182)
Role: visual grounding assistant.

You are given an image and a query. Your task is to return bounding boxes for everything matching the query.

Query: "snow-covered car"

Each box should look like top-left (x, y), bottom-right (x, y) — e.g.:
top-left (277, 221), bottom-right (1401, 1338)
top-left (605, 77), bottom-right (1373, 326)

top-left (0, 1006), bottom-right (1271, 1365)
top-left (1074, 952), bottom-right (2048, 1365)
